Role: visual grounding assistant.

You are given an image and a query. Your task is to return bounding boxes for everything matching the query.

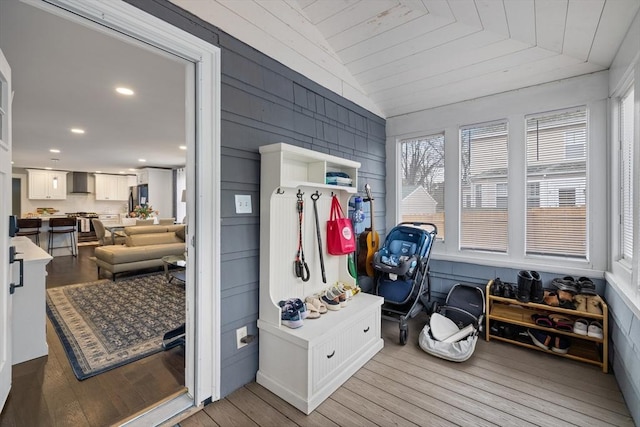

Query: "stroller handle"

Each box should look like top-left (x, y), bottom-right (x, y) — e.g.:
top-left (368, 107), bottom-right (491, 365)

top-left (398, 222), bottom-right (438, 235)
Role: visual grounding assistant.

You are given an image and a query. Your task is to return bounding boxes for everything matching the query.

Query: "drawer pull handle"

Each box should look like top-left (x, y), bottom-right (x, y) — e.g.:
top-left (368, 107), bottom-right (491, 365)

top-left (364, 327), bottom-right (370, 333)
top-left (326, 350), bottom-right (335, 359)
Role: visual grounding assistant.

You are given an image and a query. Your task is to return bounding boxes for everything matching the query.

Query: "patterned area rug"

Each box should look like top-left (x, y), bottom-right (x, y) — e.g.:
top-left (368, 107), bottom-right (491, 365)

top-left (46, 273), bottom-right (185, 380)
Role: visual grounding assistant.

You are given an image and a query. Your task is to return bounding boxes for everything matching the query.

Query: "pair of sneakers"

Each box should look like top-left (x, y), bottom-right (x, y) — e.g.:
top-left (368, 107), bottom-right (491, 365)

top-left (279, 298), bottom-right (308, 329)
top-left (319, 283), bottom-right (353, 311)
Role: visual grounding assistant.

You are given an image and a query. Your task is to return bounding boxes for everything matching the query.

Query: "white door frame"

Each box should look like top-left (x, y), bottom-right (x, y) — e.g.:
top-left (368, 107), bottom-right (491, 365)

top-left (22, 0), bottom-right (222, 416)
top-left (0, 46), bottom-right (14, 411)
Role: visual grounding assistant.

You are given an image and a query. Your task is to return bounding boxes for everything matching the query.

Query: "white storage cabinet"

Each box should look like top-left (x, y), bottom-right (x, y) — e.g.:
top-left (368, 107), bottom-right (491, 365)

top-left (257, 143), bottom-right (384, 414)
top-left (27, 169), bottom-right (68, 200)
top-left (135, 167), bottom-right (172, 218)
top-left (95, 174), bottom-right (132, 201)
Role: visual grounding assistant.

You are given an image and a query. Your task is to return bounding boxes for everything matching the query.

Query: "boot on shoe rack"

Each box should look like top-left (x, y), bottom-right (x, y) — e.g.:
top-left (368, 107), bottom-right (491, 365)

top-left (517, 270), bottom-right (533, 303)
top-left (530, 271), bottom-right (544, 303)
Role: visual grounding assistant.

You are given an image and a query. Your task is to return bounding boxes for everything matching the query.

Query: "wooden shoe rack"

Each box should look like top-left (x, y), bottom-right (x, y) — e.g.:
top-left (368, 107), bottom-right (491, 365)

top-left (485, 281), bottom-right (608, 373)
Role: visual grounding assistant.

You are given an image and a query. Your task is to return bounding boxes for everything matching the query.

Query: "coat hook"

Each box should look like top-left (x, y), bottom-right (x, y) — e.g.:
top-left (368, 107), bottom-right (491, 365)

top-left (297, 189), bottom-right (304, 197)
top-left (276, 188), bottom-right (284, 194)
top-left (314, 190), bottom-right (321, 197)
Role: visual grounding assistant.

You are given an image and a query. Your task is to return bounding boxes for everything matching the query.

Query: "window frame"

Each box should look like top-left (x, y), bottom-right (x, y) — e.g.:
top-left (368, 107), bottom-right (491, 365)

top-left (459, 119), bottom-right (509, 253)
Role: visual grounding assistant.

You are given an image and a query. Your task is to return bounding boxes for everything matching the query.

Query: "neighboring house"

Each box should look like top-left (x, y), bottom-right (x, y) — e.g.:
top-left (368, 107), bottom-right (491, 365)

top-left (401, 185), bottom-right (437, 215)
top-left (463, 118), bottom-right (586, 209)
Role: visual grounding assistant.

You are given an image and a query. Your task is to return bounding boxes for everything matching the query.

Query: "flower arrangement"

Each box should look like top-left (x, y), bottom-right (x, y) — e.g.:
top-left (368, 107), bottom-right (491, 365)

top-left (130, 204), bottom-right (158, 219)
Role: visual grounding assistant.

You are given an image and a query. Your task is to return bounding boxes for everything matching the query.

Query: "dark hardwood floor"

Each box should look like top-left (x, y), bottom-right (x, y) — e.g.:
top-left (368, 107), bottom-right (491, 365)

top-left (0, 245), bottom-right (185, 427)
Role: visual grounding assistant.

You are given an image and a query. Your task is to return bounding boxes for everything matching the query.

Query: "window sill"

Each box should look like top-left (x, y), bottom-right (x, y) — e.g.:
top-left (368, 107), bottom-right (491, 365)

top-left (604, 271), bottom-right (640, 319)
top-left (431, 250), bottom-right (604, 278)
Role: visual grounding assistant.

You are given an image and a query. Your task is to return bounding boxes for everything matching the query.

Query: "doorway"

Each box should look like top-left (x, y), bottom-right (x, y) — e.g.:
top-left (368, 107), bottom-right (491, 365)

top-left (0, 0), bottom-right (221, 424)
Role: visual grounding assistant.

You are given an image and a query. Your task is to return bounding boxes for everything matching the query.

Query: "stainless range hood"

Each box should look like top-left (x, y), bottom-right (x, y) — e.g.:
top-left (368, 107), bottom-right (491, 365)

top-left (70, 172), bottom-right (91, 193)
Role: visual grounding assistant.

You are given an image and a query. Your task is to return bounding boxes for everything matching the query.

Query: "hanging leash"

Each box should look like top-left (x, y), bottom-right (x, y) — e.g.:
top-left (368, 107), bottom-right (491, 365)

top-left (294, 190), bottom-right (310, 282)
top-left (310, 191), bottom-right (326, 283)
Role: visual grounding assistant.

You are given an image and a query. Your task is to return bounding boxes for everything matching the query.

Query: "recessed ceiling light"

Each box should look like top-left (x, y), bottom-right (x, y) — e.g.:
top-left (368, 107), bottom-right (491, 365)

top-left (45, 167), bottom-right (52, 170)
top-left (179, 145), bottom-right (187, 150)
top-left (50, 149), bottom-right (60, 153)
top-left (71, 128), bottom-right (85, 134)
top-left (128, 168), bottom-right (136, 171)
top-left (116, 87), bottom-right (134, 96)
top-left (119, 171), bottom-right (125, 174)
top-left (95, 170), bottom-right (102, 174)
top-left (138, 158), bottom-right (146, 163)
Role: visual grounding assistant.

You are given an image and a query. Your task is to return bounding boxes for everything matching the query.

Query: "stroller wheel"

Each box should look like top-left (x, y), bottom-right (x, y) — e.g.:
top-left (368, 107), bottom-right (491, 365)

top-left (399, 329), bottom-right (408, 345)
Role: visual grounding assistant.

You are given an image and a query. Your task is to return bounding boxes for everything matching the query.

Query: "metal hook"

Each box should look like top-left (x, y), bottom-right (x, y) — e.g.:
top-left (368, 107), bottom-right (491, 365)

top-left (296, 189), bottom-right (304, 200)
top-left (311, 190), bottom-right (321, 201)
top-left (276, 188), bottom-right (284, 194)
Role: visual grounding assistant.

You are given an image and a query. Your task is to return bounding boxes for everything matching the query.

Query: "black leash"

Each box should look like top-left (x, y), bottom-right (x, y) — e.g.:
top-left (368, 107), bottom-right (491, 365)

top-left (310, 191), bottom-right (326, 283)
top-left (294, 191), bottom-right (310, 282)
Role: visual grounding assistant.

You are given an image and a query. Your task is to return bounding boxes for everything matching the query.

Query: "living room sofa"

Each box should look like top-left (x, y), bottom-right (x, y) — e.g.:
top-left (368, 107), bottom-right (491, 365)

top-left (93, 224), bottom-right (185, 279)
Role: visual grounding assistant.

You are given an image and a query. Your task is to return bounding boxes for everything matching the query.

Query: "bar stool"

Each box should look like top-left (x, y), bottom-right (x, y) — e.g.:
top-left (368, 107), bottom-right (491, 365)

top-left (48, 217), bottom-right (78, 257)
top-left (16, 218), bottom-right (42, 246)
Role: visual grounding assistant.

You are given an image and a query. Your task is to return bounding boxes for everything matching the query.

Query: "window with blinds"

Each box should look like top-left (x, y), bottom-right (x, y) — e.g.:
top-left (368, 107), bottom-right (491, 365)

top-left (620, 88), bottom-right (634, 262)
top-left (460, 121), bottom-right (508, 252)
top-left (399, 133), bottom-right (445, 239)
top-left (525, 108), bottom-right (587, 258)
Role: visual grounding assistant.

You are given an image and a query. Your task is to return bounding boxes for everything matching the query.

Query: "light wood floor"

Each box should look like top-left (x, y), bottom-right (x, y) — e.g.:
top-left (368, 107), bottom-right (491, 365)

top-left (0, 246), bottom-right (185, 427)
top-left (181, 311), bottom-right (634, 427)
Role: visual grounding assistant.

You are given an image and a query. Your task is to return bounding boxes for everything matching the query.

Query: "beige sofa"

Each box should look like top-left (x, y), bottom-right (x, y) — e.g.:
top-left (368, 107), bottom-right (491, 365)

top-left (94, 225), bottom-right (185, 279)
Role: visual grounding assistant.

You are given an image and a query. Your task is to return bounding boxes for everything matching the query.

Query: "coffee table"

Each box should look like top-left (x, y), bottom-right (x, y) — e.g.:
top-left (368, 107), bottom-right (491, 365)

top-left (162, 254), bottom-right (186, 284)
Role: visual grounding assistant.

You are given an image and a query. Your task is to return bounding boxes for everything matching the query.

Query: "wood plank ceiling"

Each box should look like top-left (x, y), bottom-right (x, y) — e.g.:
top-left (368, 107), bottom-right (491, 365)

top-left (174, 0), bottom-right (639, 118)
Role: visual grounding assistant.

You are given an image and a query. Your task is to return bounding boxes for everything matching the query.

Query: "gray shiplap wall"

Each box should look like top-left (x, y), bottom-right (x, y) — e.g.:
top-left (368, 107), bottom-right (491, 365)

top-left (125, 0), bottom-right (386, 397)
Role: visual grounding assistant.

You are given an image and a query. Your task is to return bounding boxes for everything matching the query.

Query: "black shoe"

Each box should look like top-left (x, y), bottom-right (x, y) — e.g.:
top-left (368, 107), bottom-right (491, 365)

top-left (517, 271), bottom-right (532, 303)
top-left (491, 278), bottom-right (504, 296)
top-left (529, 271), bottom-right (544, 303)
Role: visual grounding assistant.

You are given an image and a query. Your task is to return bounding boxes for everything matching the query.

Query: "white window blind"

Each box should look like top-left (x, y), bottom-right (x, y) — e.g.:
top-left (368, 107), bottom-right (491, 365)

top-left (400, 133), bottom-right (445, 239)
top-left (460, 121), bottom-right (508, 252)
top-left (525, 108), bottom-right (587, 258)
top-left (621, 88), bottom-right (634, 262)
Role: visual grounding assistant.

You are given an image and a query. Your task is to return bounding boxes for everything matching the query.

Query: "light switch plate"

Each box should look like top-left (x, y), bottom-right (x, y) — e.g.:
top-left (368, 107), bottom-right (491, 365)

top-left (235, 194), bottom-right (252, 214)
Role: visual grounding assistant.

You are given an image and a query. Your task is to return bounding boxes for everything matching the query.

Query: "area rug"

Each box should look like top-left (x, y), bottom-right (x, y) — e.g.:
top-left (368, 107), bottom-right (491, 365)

top-left (46, 272), bottom-right (185, 380)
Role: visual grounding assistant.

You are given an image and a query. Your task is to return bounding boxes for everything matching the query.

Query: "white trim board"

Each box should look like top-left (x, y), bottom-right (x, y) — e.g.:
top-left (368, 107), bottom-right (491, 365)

top-left (21, 0), bottom-right (222, 421)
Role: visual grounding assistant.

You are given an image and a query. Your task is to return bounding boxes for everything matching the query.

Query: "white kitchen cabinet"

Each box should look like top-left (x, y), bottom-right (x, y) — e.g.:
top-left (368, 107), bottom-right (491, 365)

top-left (257, 143), bottom-right (383, 414)
top-left (95, 174), bottom-right (131, 201)
top-left (27, 169), bottom-right (68, 200)
top-left (136, 168), bottom-right (149, 185)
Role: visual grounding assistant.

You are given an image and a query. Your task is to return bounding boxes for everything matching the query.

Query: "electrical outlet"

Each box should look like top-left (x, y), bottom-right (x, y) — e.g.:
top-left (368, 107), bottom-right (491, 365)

top-left (235, 194), bottom-right (252, 214)
top-left (236, 326), bottom-right (248, 349)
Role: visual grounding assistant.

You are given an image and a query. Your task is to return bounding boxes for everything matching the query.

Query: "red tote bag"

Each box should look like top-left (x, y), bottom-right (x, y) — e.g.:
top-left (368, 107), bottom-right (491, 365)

top-left (326, 195), bottom-right (356, 255)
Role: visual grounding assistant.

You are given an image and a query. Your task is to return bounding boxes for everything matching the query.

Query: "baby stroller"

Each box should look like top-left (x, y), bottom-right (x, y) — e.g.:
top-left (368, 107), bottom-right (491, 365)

top-left (419, 283), bottom-right (485, 362)
top-left (372, 222), bottom-right (437, 345)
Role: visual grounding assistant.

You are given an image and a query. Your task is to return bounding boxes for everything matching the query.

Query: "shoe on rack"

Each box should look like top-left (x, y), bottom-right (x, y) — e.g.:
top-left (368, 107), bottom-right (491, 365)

top-left (576, 277), bottom-right (598, 295)
top-left (280, 304), bottom-right (304, 329)
top-left (551, 335), bottom-right (571, 354)
top-left (543, 289), bottom-right (560, 307)
top-left (552, 276), bottom-right (578, 294)
top-left (573, 318), bottom-right (589, 335)
top-left (529, 271), bottom-right (544, 303)
top-left (517, 271), bottom-right (533, 303)
top-left (574, 294), bottom-right (587, 312)
top-left (279, 298), bottom-right (308, 319)
top-left (305, 296), bottom-right (327, 314)
top-left (326, 285), bottom-right (348, 307)
top-left (319, 290), bottom-right (341, 311)
top-left (528, 329), bottom-right (553, 350)
top-left (587, 321), bottom-right (604, 339)
top-left (586, 295), bottom-right (604, 315)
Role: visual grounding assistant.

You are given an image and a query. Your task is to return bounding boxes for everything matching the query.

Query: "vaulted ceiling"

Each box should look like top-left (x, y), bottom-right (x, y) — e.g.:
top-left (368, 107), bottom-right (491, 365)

top-left (174, 0), bottom-right (640, 118)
